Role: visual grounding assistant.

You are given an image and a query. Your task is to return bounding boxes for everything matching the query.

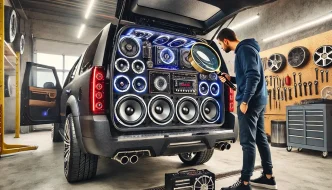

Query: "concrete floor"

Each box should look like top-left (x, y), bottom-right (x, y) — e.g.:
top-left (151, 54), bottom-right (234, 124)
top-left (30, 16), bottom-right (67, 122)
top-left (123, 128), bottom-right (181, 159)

top-left (1, 131), bottom-right (331, 190)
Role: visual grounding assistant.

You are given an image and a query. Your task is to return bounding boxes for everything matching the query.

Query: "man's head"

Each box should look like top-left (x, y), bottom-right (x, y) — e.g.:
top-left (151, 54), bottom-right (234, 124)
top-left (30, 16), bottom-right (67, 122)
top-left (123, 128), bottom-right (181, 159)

top-left (217, 28), bottom-right (239, 53)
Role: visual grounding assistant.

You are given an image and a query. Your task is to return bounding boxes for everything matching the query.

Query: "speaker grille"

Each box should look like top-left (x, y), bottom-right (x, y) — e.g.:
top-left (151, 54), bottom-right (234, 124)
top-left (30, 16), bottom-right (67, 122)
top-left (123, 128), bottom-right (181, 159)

top-left (200, 97), bottom-right (220, 124)
top-left (148, 95), bottom-right (175, 125)
top-left (115, 58), bottom-right (130, 73)
top-left (118, 36), bottom-right (140, 58)
top-left (114, 94), bottom-right (147, 127)
top-left (176, 96), bottom-right (199, 125)
top-left (132, 76), bottom-right (147, 93)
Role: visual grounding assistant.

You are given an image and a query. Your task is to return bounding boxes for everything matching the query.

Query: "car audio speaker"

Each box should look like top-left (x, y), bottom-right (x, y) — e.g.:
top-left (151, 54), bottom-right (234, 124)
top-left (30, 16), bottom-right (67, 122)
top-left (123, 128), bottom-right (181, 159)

top-left (132, 60), bottom-right (145, 74)
top-left (210, 83), bottom-right (220, 96)
top-left (176, 96), bottom-right (199, 125)
top-left (132, 76), bottom-right (147, 93)
top-left (114, 75), bottom-right (130, 92)
top-left (149, 72), bottom-right (171, 94)
top-left (156, 46), bottom-right (178, 66)
top-left (200, 97), bottom-right (220, 124)
top-left (115, 58), bottom-right (130, 73)
top-left (199, 82), bottom-right (209, 96)
top-left (118, 36), bottom-right (140, 58)
top-left (180, 48), bottom-right (193, 69)
top-left (148, 95), bottom-right (175, 125)
top-left (114, 94), bottom-right (147, 127)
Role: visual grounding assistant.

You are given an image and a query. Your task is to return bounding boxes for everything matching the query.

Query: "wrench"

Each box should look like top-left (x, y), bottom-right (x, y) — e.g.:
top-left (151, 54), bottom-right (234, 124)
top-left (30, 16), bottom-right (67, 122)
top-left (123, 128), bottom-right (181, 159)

top-left (303, 82), bottom-right (307, 96)
top-left (277, 87), bottom-right (280, 100)
top-left (288, 88), bottom-right (292, 100)
top-left (298, 83), bottom-right (302, 97)
top-left (308, 82), bottom-right (312, 96)
top-left (321, 70), bottom-right (324, 83)
top-left (284, 87), bottom-right (287, 101)
top-left (294, 83), bottom-right (297, 98)
top-left (270, 76), bottom-right (272, 86)
top-left (314, 80), bottom-right (319, 95)
top-left (298, 72), bottom-right (302, 83)
top-left (326, 70), bottom-right (329, 83)
top-left (293, 72), bottom-right (296, 84)
top-left (315, 68), bottom-right (319, 80)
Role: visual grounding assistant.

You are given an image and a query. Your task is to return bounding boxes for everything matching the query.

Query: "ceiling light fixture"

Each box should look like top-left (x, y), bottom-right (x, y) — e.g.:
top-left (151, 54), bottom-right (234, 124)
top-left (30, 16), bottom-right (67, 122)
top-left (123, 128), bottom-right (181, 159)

top-left (229, 14), bottom-right (260, 30)
top-left (85, 0), bottom-right (95, 19)
top-left (263, 11), bottom-right (332, 42)
top-left (77, 24), bottom-right (86, 39)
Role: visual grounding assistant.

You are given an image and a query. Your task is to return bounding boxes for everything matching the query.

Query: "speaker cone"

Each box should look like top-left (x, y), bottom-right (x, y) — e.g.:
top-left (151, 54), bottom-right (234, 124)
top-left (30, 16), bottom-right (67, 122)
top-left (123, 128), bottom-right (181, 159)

top-left (201, 97), bottom-right (220, 124)
top-left (115, 58), bottom-right (130, 73)
top-left (118, 36), bottom-right (140, 58)
top-left (154, 76), bottom-right (168, 92)
top-left (132, 60), bottom-right (145, 74)
top-left (132, 76), bottom-right (147, 93)
top-left (210, 82), bottom-right (220, 96)
top-left (199, 82), bottom-right (209, 96)
top-left (148, 95), bottom-right (175, 125)
top-left (114, 75), bottom-right (130, 92)
top-left (115, 94), bottom-right (147, 127)
top-left (176, 96), bottom-right (199, 125)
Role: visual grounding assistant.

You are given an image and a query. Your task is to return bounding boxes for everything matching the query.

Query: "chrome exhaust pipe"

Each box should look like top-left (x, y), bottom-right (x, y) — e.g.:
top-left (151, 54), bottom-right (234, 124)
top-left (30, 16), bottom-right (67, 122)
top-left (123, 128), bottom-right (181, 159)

top-left (226, 143), bottom-right (231, 150)
top-left (130, 155), bottom-right (139, 164)
top-left (215, 143), bottom-right (226, 151)
top-left (120, 156), bottom-right (129, 165)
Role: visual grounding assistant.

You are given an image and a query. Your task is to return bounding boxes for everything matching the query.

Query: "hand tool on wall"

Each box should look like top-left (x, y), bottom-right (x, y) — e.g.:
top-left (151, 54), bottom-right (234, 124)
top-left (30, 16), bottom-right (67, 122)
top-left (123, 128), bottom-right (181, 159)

top-left (314, 80), bottom-right (319, 95)
top-left (326, 70), bottom-right (329, 82)
top-left (298, 72), bottom-right (302, 83)
top-left (315, 68), bottom-right (319, 80)
top-left (284, 87), bottom-right (287, 101)
top-left (278, 101), bottom-right (280, 110)
top-left (288, 88), bottom-right (292, 100)
top-left (276, 76), bottom-right (279, 87)
top-left (308, 82), bottom-right (312, 96)
top-left (294, 83), bottom-right (297, 98)
top-left (285, 75), bottom-right (291, 86)
top-left (275, 101), bottom-right (277, 109)
top-left (282, 77), bottom-right (285, 87)
top-left (298, 83), bottom-right (303, 96)
top-left (279, 78), bottom-right (281, 87)
top-left (270, 76), bottom-right (272, 86)
top-left (281, 89), bottom-right (284, 100)
top-left (293, 72), bottom-right (296, 84)
top-left (268, 89), bottom-right (271, 110)
top-left (273, 76), bottom-right (276, 100)
top-left (321, 70), bottom-right (324, 83)
top-left (303, 82), bottom-right (307, 96)
top-left (277, 87), bottom-right (280, 100)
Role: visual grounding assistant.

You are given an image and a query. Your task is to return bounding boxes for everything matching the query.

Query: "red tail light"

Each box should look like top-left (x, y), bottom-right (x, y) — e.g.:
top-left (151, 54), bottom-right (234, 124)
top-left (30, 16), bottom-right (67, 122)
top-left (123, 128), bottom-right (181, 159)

top-left (228, 87), bottom-right (235, 112)
top-left (90, 67), bottom-right (105, 114)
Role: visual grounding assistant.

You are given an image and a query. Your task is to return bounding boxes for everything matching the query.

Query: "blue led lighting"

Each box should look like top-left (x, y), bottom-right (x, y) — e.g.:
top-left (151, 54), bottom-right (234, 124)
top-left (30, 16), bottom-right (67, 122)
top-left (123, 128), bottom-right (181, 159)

top-left (132, 76), bottom-right (147, 93)
top-left (114, 75), bottom-right (131, 93)
top-left (153, 35), bottom-right (170, 45)
top-left (210, 82), bottom-right (220, 96)
top-left (117, 36), bottom-right (141, 58)
top-left (160, 48), bottom-right (175, 64)
top-left (184, 41), bottom-right (196, 48)
top-left (132, 60), bottom-right (145, 74)
top-left (168, 38), bottom-right (187, 47)
top-left (115, 58), bottom-right (130, 73)
top-left (130, 29), bottom-right (154, 39)
top-left (199, 82), bottom-right (209, 96)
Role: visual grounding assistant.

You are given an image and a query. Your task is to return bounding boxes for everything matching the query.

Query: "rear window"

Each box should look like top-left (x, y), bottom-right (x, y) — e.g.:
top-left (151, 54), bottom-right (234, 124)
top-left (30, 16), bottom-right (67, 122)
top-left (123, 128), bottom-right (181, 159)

top-left (80, 33), bottom-right (102, 74)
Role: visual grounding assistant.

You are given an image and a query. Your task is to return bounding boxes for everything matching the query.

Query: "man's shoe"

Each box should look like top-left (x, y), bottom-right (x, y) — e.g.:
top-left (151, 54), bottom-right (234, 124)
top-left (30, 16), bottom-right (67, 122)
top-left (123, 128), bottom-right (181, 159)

top-left (250, 173), bottom-right (277, 189)
top-left (221, 179), bottom-right (252, 190)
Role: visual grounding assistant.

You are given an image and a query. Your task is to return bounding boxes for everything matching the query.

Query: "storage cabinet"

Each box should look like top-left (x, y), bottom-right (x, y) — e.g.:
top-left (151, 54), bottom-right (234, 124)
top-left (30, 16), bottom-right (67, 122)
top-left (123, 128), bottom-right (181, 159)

top-left (286, 104), bottom-right (332, 158)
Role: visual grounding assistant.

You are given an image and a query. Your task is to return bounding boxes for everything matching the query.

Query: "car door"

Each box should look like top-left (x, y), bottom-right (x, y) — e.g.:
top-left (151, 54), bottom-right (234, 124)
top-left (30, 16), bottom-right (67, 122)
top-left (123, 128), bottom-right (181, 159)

top-left (21, 62), bottom-right (62, 125)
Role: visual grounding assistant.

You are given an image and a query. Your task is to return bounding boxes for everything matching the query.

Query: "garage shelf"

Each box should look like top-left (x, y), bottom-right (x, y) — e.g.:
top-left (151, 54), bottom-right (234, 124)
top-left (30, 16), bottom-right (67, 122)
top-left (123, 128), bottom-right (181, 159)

top-left (4, 41), bottom-right (16, 70)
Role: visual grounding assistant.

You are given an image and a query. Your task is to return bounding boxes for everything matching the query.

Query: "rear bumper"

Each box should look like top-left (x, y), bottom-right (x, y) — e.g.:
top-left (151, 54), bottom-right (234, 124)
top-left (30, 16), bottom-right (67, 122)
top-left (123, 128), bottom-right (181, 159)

top-left (79, 115), bottom-right (237, 158)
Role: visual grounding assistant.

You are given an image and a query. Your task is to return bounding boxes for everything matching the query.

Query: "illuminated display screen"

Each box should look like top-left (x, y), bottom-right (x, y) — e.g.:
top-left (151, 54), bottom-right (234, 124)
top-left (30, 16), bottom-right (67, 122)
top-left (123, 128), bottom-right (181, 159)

top-left (178, 80), bottom-right (194, 87)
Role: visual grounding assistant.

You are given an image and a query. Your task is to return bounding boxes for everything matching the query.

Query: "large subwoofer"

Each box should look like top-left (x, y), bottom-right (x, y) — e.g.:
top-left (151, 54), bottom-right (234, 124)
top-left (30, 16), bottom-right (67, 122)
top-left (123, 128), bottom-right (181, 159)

top-left (115, 94), bottom-right (147, 127)
top-left (148, 95), bottom-right (175, 125)
top-left (118, 36), bottom-right (140, 58)
top-left (200, 97), bottom-right (220, 124)
top-left (176, 96), bottom-right (199, 125)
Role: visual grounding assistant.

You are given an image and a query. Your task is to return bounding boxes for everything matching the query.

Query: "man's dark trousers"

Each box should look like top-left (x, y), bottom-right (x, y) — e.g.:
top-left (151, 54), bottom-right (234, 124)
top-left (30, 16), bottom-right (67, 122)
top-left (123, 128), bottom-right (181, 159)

top-left (237, 104), bottom-right (273, 181)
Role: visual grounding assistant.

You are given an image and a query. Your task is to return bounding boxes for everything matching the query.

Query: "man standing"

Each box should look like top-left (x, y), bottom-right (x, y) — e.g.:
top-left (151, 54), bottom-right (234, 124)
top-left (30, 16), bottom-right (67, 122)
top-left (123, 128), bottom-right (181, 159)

top-left (218, 28), bottom-right (277, 190)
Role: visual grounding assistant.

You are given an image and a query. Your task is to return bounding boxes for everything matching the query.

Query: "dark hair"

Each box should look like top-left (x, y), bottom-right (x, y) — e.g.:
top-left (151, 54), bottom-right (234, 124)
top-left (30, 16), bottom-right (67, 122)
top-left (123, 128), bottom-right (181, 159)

top-left (217, 28), bottom-right (237, 41)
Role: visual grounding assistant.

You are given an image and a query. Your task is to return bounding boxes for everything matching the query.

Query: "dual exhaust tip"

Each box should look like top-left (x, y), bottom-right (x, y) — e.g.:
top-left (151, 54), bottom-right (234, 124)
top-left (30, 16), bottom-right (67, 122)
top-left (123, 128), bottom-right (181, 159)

top-left (118, 155), bottom-right (139, 165)
top-left (215, 142), bottom-right (231, 151)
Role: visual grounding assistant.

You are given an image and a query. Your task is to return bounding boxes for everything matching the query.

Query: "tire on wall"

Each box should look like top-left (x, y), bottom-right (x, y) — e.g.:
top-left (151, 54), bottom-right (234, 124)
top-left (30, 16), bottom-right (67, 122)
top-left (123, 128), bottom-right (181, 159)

top-left (178, 149), bottom-right (214, 166)
top-left (5, 6), bottom-right (18, 43)
top-left (5, 75), bottom-right (14, 97)
top-left (64, 114), bottom-right (98, 183)
top-left (51, 123), bottom-right (63, 142)
top-left (13, 33), bottom-right (25, 55)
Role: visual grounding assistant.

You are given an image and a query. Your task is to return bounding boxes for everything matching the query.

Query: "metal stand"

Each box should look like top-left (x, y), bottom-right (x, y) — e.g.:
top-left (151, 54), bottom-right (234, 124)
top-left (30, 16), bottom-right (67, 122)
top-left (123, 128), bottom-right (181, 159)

top-left (0, 0), bottom-right (37, 157)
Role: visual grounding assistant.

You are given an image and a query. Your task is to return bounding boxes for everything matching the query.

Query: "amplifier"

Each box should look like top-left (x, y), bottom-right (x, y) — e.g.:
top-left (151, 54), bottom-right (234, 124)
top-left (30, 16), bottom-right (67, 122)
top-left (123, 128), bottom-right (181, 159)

top-left (165, 169), bottom-right (215, 190)
top-left (173, 73), bottom-right (198, 95)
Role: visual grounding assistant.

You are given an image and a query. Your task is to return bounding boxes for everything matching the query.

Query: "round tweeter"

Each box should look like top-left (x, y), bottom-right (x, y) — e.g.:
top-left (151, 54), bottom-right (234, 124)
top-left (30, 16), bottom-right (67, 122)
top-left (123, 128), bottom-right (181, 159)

top-left (148, 95), bottom-right (175, 125)
top-left (160, 48), bottom-right (175, 64)
top-left (132, 60), bottom-right (145, 74)
top-left (201, 97), bottom-right (220, 124)
top-left (132, 76), bottom-right (147, 93)
top-left (115, 94), bottom-right (147, 127)
top-left (199, 82), bottom-right (209, 96)
top-left (118, 36), bottom-right (140, 58)
top-left (210, 82), bottom-right (220, 96)
top-left (115, 58), bottom-right (130, 73)
top-left (114, 75), bottom-right (130, 92)
top-left (176, 97), bottom-right (199, 125)
top-left (154, 76), bottom-right (168, 91)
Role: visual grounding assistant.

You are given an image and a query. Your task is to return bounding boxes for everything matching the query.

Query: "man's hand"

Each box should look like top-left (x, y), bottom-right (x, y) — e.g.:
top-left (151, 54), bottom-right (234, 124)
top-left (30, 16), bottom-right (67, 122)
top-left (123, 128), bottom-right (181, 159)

top-left (240, 103), bottom-right (248, 114)
top-left (219, 73), bottom-right (231, 83)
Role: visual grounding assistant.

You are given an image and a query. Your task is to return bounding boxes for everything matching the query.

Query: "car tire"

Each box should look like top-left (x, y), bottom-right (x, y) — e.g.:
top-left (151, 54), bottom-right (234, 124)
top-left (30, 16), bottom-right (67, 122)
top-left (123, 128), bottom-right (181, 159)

top-left (5, 6), bottom-right (18, 43)
top-left (64, 114), bottom-right (98, 183)
top-left (13, 33), bottom-right (25, 55)
top-left (51, 123), bottom-right (63, 142)
top-left (178, 149), bottom-right (214, 166)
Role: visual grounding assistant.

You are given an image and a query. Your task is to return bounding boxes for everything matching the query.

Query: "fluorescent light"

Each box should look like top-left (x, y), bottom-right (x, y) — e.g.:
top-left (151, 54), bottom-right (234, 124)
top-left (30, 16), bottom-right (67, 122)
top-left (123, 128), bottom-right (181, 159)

top-left (263, 11), bottom-right (332, 42)
top-left (229, 15), bottom-right (260, 30)
top-left (77, 24), bottom-right (86, 39)
top-left (85, 0), bottom-right (95, 19)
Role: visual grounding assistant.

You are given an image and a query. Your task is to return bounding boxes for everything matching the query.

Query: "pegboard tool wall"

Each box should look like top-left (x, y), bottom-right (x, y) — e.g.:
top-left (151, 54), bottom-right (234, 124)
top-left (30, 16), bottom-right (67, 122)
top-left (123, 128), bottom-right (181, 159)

top-left (260, 30), bottom-right (332, 135)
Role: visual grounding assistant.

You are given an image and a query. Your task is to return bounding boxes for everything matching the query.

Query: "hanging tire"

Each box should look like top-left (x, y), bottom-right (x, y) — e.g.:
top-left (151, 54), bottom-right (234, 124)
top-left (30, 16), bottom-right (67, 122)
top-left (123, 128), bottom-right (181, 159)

top-left (5, 6), bottom-right (18, 43)
top-left (51, 123), bottom-right (63, 142)
top-left (64, 114), bottom-right (98, 183)
top-left (4, 75), bottom-right (14, 97)
top-left (13, 33), bottom-right (25, 55)
top-left (178, 149), bottom-right (214, 166)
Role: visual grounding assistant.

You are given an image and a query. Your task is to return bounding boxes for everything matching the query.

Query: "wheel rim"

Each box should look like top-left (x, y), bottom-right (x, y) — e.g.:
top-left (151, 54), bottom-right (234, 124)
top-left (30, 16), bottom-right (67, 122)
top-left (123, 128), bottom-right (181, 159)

top-left (64, 119), bottom-right (71, 177)
top-left (180, 152), bottom-right (197, 161)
